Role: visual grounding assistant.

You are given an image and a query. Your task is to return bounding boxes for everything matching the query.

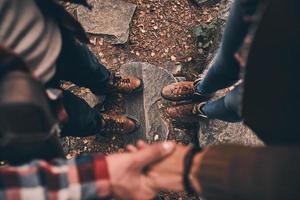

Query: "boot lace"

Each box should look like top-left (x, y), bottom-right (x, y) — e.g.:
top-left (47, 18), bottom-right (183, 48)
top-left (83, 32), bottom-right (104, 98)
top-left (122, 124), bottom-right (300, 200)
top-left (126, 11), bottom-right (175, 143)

top-left (113, 75), bottom-right (131, 88)
top-left (103, 115), bottom-right (125, 132)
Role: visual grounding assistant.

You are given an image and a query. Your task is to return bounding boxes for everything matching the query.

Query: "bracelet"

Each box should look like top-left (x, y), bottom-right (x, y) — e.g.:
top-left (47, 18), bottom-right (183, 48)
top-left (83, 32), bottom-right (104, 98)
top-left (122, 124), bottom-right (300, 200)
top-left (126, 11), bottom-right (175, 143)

top-left (183, 145), bottom-right (202, 195)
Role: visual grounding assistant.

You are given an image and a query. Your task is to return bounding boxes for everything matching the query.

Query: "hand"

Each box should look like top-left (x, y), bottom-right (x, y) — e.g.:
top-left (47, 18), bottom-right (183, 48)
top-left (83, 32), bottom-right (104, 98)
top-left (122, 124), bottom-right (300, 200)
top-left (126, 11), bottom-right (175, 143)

top-left (147, 143), bottom-right (190, 192)
top-left (106, 141), bottom-right (176, 200)
top-left (128, 141), bottom-right (204, 193)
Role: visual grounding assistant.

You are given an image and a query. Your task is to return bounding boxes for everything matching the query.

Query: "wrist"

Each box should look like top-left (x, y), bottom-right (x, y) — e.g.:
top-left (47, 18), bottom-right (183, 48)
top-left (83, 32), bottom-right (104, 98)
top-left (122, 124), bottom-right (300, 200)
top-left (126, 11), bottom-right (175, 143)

top-left (183, 145), bottom-right (201, 195)
top-left (94, 156), bottom-right (112, 198)
top-left (189, 152), bottom-right (203, 193)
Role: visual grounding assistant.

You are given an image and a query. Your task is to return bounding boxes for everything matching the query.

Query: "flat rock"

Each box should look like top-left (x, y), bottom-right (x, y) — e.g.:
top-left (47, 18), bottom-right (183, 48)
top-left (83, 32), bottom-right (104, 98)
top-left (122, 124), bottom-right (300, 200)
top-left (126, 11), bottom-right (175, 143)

top-left (120, 62), bottom-right (177, 143)
top-left (77, 0), bottom-right (136, 44)
top-left (60, 81), bottom-right (104, 108)
top-left (164, 62), bottom-right (182, 75)
top-left (199, 120), bottom-right (264, 147)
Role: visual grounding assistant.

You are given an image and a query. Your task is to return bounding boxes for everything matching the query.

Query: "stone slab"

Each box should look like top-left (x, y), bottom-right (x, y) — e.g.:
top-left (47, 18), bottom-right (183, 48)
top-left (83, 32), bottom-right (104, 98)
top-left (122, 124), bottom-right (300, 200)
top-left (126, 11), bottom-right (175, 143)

top-left (60, 81), bottom-right (104, 108)
top-left (198, 120), bottom-right (264, 147)
top-left (120, 62), bottom-right (177, 143)
top-left (77, 0), bottom-right (136, 44)
top-left (164, 62), bottom-right (182, 75)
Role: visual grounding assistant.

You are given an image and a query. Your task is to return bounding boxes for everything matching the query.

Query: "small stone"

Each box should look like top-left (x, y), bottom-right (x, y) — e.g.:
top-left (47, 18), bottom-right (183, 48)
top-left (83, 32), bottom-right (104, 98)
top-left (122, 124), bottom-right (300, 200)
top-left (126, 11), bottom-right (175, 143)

top-left (112, 58), bottom-right (118, 64)
top-left (154, 134), bottom-right (159, 141)
top-left (98, 52), bottom-right (104, 57)
top-left (136, 51), bottom-right (140, 56)
top-left (153, 25), bottom-right (158, 30)
top-left (90, 38), bottom-right (97, 45)
top-left (171, 55), bottom-right (176, 61)
top-left (164, 62), bottom-right (182, 75)
top-left (151, 52), bottom-right (155, 57)
top-left (98, 38), bottom-right (104, 46)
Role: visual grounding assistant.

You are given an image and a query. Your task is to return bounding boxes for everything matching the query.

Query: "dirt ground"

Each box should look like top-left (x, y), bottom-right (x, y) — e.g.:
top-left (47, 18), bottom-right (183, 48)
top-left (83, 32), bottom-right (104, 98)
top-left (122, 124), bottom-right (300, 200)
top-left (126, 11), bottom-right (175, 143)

top-left (62, 0), bottom-right (224, 199)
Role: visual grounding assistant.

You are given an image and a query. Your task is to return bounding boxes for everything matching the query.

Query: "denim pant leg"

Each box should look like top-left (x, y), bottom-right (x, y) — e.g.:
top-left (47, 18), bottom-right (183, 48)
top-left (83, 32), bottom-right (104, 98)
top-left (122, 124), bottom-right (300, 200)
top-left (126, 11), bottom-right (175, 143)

top-left (202, 86), bottom-right (243, 122)
top-left (53, 32), bottom-right (111, 96)
top-left (49, 32), bottom-right (109, 137)
top-left (60, 90), bottom-right (102, 137)
top-left (196, 0), bottom-right (257, 94)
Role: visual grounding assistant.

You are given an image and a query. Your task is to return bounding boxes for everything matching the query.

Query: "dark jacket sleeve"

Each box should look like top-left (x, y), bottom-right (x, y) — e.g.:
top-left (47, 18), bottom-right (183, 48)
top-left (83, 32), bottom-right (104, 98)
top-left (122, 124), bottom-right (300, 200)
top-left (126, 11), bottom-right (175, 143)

top-left (197, 145), bottom-right (300, 200)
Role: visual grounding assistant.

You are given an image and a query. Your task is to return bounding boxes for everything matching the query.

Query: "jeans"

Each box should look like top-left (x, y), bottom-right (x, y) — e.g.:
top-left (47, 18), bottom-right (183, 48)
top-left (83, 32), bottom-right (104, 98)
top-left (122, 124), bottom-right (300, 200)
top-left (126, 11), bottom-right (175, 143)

top-left (48, 31), bottom-right (110, 137)
top-left (196, 0), bottom-right (258, 122)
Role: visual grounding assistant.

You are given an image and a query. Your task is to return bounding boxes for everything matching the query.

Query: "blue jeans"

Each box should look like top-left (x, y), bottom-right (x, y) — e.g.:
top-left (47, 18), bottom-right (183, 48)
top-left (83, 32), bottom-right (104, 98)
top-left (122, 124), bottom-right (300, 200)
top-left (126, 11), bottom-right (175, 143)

top-left (196, 0), bottom-right (258, 122)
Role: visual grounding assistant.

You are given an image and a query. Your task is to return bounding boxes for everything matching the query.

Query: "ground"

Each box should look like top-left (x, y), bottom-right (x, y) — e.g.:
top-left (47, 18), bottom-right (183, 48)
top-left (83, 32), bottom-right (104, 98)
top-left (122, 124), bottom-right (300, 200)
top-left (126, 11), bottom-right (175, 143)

top-left (61, 0), bottom-right (229, 199)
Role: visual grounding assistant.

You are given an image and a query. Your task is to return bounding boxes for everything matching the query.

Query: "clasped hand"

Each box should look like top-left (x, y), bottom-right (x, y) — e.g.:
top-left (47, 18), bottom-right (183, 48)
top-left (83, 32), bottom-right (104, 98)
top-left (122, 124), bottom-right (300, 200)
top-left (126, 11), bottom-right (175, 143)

top-left (106, 140), bottom-right (203, 200)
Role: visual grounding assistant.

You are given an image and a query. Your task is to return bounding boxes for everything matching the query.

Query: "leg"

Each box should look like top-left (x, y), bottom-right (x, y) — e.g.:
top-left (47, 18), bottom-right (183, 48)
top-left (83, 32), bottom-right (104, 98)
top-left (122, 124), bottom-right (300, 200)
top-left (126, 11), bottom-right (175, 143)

top-left (60, 91), bottom-right (139, 137)
top-left (49, 31), bottom-right (142, 95)
top-left (60, 90), bottom-right (102, 137)
top-left (51, 32), bottom-right (111, 95)
top-left (196, 0), bottom-right (258, 95)
top-left (201, 86), bottom-right (242, 122)
top-left (161, 0), bottom-right (259, 102)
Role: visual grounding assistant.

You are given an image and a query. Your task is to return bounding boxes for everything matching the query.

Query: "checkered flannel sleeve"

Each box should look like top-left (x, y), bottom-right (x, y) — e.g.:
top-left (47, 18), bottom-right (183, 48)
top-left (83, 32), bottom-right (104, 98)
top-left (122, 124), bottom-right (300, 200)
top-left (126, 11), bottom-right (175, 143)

top-left (0, 154), bottom-right (111, 200)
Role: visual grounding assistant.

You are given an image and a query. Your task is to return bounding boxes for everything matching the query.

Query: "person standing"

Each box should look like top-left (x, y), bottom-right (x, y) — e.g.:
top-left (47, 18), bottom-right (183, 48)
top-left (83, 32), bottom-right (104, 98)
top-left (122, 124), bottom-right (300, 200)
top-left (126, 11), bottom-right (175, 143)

top-left (0, 0), bottom-right (143, 137)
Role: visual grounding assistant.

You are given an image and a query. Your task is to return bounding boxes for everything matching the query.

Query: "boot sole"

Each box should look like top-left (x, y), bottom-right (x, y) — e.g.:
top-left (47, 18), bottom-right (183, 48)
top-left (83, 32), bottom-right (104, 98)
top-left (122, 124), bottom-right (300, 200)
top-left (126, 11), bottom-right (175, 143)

top-left (123, 114), bottom-right (141, 134)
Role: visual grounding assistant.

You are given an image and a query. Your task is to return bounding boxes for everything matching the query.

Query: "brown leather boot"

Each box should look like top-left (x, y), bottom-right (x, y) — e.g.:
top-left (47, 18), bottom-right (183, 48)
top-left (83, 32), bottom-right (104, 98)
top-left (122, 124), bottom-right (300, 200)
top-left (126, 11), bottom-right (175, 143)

top-left (100, 114), bottom-right (140, 135)
top-left (107, 73), bottom-right (143, 94)
top-left (162, 81), bottom-right (195, 101)
top-left (161, 79), bottom-right (213, 101)
top-left (165, 102), bottom-right (207, 123)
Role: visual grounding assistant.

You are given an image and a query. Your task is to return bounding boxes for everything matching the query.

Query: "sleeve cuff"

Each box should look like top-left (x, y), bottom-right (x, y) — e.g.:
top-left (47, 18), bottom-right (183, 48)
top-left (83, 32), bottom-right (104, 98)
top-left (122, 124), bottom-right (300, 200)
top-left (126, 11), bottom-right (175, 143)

top-left (197, 145), bottom-right (260, 200)
top-left (93, 154), bottom-right (111, 198)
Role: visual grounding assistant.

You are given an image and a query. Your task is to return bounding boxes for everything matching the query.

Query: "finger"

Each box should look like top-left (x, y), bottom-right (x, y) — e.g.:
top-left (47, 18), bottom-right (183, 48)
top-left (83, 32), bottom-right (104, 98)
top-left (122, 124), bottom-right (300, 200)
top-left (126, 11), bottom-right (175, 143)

top-left (126, 144), bottom-right (138, 153)
top-left (134, 142), bottom-right (176, 168)
top-left (137, 140), bottom-right (149, 149)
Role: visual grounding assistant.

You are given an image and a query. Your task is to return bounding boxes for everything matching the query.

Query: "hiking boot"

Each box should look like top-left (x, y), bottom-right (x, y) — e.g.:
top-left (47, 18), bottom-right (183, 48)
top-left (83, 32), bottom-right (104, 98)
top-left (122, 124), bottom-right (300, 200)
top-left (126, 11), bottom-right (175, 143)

top-left (165, 102), bottom-right (208, 123)
top-left (100, 114), bottom-right (140, 135)
top-left (161, 79), bottom-right (213, 101)
top-left (108, 73), bottom-right (143, 94)
top-left (162, 81), bottom-right (195, 101)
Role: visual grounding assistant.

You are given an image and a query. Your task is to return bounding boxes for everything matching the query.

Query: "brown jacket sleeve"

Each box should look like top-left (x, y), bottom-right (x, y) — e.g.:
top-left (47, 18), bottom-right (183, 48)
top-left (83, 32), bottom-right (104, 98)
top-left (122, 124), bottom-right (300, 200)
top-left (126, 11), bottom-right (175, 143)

top-left (197, 145), bottom-right (300, 200)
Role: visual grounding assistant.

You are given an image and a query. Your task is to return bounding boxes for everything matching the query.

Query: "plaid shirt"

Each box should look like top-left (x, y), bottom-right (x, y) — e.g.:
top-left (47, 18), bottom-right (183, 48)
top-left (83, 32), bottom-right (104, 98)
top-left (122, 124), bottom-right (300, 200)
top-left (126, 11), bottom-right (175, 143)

top-left (0, 154), bottom-right (110, 200)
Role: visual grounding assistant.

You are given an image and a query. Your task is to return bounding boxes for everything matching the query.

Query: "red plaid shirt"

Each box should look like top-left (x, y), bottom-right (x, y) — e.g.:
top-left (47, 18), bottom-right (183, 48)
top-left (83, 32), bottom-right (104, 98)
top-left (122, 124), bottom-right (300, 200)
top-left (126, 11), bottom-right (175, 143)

top-left (0, 154), bottom-right (111, 199)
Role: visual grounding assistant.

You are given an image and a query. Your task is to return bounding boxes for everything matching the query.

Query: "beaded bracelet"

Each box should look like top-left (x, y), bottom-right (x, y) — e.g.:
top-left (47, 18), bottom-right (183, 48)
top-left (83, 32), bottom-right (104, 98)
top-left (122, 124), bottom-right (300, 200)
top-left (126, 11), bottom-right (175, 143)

top-left (183, 145), bottom-right (202, 195)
